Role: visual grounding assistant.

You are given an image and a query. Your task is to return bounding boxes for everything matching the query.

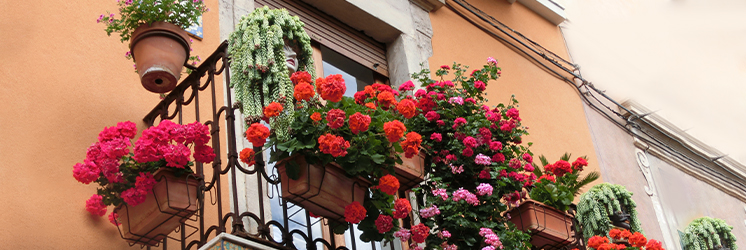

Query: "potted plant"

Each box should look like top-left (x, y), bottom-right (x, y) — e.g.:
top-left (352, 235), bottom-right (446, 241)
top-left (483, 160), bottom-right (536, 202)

top-left (401, 60), bottom-right (535, 249)
top-left (576, 183), bottom-right (643, 242)
top-left (507, 154), bottom-right (599, 248)
top-left (74, 120), bottom-right (215, 246)
top-left (228, 7), bottom-right (315, 141)
top-left (579, 228), bottom-right (666, 250)
top-left (682, 217), bottom-right (737, 250)
top-left (243, 71), bottom-right (422, 242)
top-left (98, 0), bottom-right (208, 93)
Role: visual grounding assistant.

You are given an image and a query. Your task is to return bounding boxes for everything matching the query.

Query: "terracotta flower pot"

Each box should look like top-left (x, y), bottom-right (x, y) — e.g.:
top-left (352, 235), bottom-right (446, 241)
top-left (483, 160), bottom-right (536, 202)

top-left (276, 154), bottom-right (369, 224)
top-left (114, 168), bottom-right (200, 246)
top-left (508, 199), bottom-right (574, 249)
top-left (129, 22), bottom-right (191, 93)
top-left (395, 152), bottom-right (426, 190)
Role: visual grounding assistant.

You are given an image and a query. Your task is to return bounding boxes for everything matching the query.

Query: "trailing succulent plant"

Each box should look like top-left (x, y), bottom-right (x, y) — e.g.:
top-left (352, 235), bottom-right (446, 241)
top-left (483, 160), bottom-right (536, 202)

top-left (577, 183), bottom-right (643, 241)
top-left (228, 7), bottom-right (315, 141)
top-left (682, 217), bottom-right (737, 250)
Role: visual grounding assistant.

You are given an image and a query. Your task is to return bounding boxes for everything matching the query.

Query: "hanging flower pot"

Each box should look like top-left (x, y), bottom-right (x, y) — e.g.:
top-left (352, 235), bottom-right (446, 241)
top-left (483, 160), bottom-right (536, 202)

top-left (508, 199), bottom-right (574, 249)
top-left (129, 22), bottom-right (191, 93)
top-left (275, 154), bottom-right (369, 224)
top-left (395, 152), bottom-right (426, 190)
top-left (115, 168), bottom-right (200, 246)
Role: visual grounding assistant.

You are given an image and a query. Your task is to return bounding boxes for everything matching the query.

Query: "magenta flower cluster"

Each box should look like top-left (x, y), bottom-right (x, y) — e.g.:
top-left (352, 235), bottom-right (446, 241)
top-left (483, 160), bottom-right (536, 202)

top-left (479, 228), bottom-right (504, 250)
top-left (74, 120), bottom-right (216, 223)
top-left (419, 205), bottom-right (441, 218)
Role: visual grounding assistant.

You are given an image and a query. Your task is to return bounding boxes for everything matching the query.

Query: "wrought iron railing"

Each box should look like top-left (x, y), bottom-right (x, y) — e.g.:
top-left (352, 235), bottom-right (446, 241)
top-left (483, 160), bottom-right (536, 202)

top-left (138, 41), bottom-right (396, 250)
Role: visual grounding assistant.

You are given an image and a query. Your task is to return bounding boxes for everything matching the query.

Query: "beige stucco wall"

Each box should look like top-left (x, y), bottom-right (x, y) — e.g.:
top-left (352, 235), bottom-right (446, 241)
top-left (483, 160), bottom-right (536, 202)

top-left (0, 0), bottom-right (227, 248)
top-left (428, 0), bottom-right (602, 191)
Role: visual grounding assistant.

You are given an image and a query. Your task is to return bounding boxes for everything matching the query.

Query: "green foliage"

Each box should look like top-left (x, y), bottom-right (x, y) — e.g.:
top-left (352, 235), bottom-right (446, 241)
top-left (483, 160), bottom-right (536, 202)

top-left (99, 0), bottom-right (208, 43)
top-left (228, 7), bottom-right (315, 141)
top-left (576, 183), bottom-right (643, 241)
top-left (682, 217), bottom-right (737, 250)
top-left (528, 154), bottom-right (599, 212)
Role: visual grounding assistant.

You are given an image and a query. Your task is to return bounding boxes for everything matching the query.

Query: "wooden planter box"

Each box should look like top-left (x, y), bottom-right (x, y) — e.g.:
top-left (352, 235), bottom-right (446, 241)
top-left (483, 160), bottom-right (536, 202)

top-left (115, 169), bottom-right (200, 246)
top-left (395, 152), bottom-right (426, 190)
top-left (276, 154), bottom-right (369, 224)
top-left (508, 199), bottom-right (574, 249)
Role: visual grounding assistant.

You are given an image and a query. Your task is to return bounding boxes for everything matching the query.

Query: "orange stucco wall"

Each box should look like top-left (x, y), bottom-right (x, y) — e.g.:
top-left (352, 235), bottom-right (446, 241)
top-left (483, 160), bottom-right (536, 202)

top-left (0, 0), bottom-right (226, 248)
top-left (428, 0), bottom-right (602, 188)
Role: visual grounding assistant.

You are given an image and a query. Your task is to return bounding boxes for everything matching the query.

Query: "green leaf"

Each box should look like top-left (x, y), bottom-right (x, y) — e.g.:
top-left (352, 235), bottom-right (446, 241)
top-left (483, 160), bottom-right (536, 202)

top-left (371, 154), bottom-right (386, 164)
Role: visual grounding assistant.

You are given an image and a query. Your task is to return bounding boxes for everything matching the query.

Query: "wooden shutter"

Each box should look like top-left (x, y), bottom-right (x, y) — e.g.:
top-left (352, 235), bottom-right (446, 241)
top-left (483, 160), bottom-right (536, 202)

top-left (255, 0), bottom-right (389, 77)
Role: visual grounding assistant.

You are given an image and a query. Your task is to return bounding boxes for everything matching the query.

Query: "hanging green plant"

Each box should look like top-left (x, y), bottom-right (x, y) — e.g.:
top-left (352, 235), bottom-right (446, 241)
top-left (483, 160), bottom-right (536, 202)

top-left (577, 183), bottom-right (643, 241)
top-left (682, 217), bottom-right (737, 250)
top-left (228, 6), bottom-right (315, 141)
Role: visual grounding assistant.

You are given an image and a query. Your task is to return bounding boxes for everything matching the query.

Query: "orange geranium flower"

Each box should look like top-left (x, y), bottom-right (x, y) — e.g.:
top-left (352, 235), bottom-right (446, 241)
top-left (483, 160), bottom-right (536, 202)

top-left (239, 148), bottom-right (255, 165)
top-left (263, 102), bottom-right (283, 118)
top-left (317, 74), bottom-right (346, 102)
top-left (377, 91), bottom-right (396, 109)
top-left (393, 198), bottom-right (412, 219)
top-left (365, 102), bottom-right (377, 110)
top-left (246, 123), bottom-right (270, 147)
top-left (293, 82), bottom-right (315, 101)
top-left (629, 232), bottom-right (647, 248)
top-left (383, 120), bottom-right (406, 143)
top-left (344, 201), bottom-right (366, 224)
top-left (310, 112), bottom-right (322, 122)
top-left (377, 174), bottom-right (400, 195)
top-left (587, 236), bottom-right (609, 249)
top-left (397, 99), bottom-right (417, 119)
top-left (609, 229), bottom-right (623, 240)
top-left (348, 112), bottom-right (371, 135)
top-left (401, 132), bottom-right (422, 158)
top-left (290, 71), bottom-right (312, 85)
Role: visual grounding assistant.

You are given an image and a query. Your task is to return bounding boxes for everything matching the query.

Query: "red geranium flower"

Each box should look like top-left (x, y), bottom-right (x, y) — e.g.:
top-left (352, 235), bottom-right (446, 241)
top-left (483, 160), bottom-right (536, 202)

top-left (479, 169), bottom-right (491, 179)
top-left (587, 236), bottom-right (609, 249)
top-left (326, 109), bottom-right (346, 129)
top-left (538, 174), bottom-right (556, 183)
top-left (383, 120), bottom-right (406, 143)
top-left (377, 174), bottom-right (400, 195)
top-left (551, 160), bottom-right (572, 177)
top-left (393, 198), bottom-right (412, 219)
top-left (263, 102), bottom-right (283, 118)
top-left (397, 99), bottom-right (417, 119)
top-left (629, 232), bottom-right (647, 247)
top-left (375, 214), bottom-right (394, 233)
top-left (317, 74), bottom-right (346, 102)
top-left (401, 132), bottom-right (422, 158)
top-left (246, 123), bottom-right (270, 147)
top-left (348, 112), bottom-right (371, 135)
top-left (290, 71), bottom-right (312, 85)
top-left (318, 134), bottom-right (350, 157)
top-left (354, 91), bottom-right (368, 104)
top-left (293, 82), bottom-right (315, 101)
top-left (411, 223), bottom-right (430, 243)
top-left (572, 157), bottom-right (588, 171)
top-left (645, 239), bottom-right (664, 250)
top-left (239, 148), bottom-right (255, 165)
top-left (344, 201), bottom-right (366, 224)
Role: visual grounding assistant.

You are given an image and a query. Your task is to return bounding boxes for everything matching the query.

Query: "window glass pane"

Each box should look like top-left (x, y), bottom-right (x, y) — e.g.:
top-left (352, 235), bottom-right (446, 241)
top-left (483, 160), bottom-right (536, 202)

top-left (321, 45), bottom-right (375, 97)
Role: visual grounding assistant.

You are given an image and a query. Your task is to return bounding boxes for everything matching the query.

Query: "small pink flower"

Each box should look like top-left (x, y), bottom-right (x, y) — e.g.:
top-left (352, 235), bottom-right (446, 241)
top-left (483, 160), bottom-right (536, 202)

top-left (487, 57), bottom-right (497, 64)
top-left (463, 136), bottom-right (478, 148)
top-left (474, 81), bottom-right (486, 91)
top-left (394, 229), bottom-right (411, 242)
top-left (489, 141), bottom-right (503, 151)
top-left (109, 212), bottom-right (121, 226)
top-left (419, 205), bottom-right (441, 218)
top-left (476, 183), bottom-right (493, 196)
top-left (432, 188), bottom-right (449, 200)
top-left (440, 65), bottom-right (450, 70)
top-left (450, 164), bottom-right (464, 174)
top-left (398, 80), bottom-right (415, 92)
top-left (85, 194), bottom-right (107, 216)
top-left (475, 154), bottom-right (491, 165)
top-left (96, 14), bottom-right (104, 23)
top-left (448, 96), bottom-right (464, 105)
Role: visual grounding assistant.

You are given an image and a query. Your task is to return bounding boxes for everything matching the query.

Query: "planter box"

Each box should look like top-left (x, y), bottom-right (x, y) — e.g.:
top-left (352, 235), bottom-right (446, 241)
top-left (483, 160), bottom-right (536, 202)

top-left (508, 199), bottom-right (574, 249)
top-left (115, 169), bottom-right (200, 246)
top-left (395, 152), bottom-right (426, 190)
top-left (276, 154), bottom-right (369, 224)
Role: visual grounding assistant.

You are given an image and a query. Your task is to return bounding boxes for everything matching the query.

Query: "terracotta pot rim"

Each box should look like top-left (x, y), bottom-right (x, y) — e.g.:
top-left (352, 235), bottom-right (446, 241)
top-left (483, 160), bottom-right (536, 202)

top-left (278, 154), bottom-right (372, 186)
top-left (129, 21), bottom-right (191, 64)
top-left (508, 199), bottom-right (573, 217)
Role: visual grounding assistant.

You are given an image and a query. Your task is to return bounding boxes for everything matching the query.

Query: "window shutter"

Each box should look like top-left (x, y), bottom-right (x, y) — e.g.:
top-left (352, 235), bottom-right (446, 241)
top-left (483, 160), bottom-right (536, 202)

top-left (255, 0), bottom-right (389, 77)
